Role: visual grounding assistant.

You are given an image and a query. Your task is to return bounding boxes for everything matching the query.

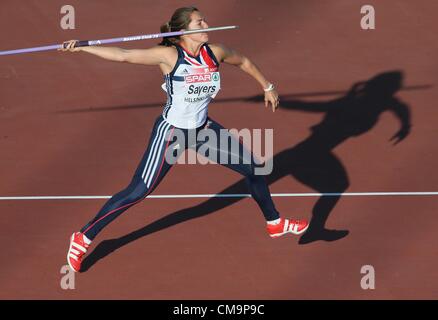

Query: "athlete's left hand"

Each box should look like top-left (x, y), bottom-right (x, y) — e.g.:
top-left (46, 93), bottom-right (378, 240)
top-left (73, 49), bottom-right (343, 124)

top-left (264, 89), bottom-right (280, 112)
top-left (389, 126), bottom-right (411, 145)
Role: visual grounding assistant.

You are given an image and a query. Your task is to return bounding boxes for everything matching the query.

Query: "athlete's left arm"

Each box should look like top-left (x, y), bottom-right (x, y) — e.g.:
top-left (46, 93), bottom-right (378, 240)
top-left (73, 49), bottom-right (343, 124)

top-left (210, 43), bottom-right (279, 112)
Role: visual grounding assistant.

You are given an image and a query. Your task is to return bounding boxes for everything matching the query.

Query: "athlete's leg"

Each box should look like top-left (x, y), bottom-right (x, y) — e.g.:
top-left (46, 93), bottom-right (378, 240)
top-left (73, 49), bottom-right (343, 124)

top-left (80, 116), bottom-right (176, 240)
top-left (192, 118), bottom-right (280, 221)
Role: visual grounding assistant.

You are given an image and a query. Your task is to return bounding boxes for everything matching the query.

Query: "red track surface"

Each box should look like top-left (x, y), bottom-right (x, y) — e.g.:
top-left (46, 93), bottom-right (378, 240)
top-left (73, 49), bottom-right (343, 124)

top-left (0, 0), bottom-right (437, 299)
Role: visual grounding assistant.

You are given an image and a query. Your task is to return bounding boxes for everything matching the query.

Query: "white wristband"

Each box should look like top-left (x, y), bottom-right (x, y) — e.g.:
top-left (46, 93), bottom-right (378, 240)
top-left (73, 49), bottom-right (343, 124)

top-left (264, 83), bottom-right (275, 92)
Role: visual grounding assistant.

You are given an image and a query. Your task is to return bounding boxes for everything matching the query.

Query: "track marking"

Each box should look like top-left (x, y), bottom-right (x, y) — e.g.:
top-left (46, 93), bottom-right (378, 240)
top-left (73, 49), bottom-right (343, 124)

top-left (1, 191), bottom-right (438, 201)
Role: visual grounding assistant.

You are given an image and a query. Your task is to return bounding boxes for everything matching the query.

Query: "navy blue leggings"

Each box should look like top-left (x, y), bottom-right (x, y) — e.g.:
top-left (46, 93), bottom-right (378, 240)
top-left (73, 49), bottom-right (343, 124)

top-left (81, 115), bottom-right (280, 240)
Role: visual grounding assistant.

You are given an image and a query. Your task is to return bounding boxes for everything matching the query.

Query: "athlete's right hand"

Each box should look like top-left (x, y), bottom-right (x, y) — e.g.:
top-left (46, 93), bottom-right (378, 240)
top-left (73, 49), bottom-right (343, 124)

top-left (58, 40), bottom-right (82, 52)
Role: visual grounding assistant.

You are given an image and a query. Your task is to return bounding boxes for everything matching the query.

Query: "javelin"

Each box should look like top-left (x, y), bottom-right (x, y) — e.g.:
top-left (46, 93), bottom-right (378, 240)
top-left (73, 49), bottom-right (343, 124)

top-left (0, 25), bottom-right (238, 56)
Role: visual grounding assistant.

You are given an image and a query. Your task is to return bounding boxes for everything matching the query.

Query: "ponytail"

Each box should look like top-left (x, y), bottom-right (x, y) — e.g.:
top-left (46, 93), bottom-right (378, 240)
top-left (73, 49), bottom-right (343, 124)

top-left (159, 21), bottom-right (177, 47)
top-left (158, 6), bottom-right (199, 47)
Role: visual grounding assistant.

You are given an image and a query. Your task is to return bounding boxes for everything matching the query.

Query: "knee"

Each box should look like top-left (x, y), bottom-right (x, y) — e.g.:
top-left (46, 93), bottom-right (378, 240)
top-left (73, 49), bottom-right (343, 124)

top-left (123, 179), bottom-right (150, 202)
top-left (243, 166), bottom-right (268, 185)
top-left (333, 178), bottom-right (350, 192)
top-left (244, 160), bottom-right (273, 180)
top-left (239, 163), bottom-right (257, 178)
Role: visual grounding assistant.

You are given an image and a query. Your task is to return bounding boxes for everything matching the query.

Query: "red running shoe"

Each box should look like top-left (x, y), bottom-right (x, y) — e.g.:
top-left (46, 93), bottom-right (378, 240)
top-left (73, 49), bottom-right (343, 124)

top-left (67, 232), bottom-right (91, 272)
top-left (267, 218), bottom-right (309, 238)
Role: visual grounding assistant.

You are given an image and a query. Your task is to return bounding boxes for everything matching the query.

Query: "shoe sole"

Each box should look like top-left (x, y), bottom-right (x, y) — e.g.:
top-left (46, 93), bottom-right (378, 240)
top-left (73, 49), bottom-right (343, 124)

top-left (67, 233), bottom-right (80, 273)
top-left (269, 223), bottom-right (310, 238)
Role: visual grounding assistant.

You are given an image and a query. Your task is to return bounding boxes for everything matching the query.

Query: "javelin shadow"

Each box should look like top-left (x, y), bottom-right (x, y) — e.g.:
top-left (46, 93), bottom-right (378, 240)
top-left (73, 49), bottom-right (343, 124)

top-left (56, 84), bottom-right (429, 114)
top-left (81, 70), bottom-right (413, 272)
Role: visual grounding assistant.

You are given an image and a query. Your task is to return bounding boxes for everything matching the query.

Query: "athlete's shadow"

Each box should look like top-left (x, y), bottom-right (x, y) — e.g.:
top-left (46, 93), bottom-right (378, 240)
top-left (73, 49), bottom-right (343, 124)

top-left (81, 71), bottom-right (412, 272)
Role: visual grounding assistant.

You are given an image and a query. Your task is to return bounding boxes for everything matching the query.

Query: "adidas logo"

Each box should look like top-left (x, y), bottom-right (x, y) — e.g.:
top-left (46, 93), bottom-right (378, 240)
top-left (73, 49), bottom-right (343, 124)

top-left (182, 68), bottom-right (189, 75)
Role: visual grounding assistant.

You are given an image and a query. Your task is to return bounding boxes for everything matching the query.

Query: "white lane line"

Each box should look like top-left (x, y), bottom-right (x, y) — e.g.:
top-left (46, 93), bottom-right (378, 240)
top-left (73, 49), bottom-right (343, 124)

top-left (1, 192), bottom-right (438, 200)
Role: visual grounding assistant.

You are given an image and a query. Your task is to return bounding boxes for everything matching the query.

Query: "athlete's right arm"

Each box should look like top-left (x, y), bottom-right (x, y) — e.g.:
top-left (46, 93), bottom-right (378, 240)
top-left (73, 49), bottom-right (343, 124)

top-left (58, 40), bottom-right (168, 65)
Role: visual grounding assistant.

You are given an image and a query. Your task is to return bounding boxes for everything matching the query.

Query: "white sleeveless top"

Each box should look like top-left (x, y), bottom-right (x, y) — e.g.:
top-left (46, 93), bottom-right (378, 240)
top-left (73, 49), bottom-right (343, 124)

top-left (161, 43), bottom-right (221, 129)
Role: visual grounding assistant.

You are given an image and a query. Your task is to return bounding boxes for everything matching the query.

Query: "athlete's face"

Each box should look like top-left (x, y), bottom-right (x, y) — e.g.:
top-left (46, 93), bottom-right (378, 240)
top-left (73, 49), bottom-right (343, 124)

top-left (185, 11), bottom-right (209, 43)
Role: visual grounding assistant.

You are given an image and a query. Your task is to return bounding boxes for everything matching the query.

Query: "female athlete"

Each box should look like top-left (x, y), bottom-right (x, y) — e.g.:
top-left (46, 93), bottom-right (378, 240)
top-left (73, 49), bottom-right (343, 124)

top-left (61, 6), bottom-right (309, 272)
